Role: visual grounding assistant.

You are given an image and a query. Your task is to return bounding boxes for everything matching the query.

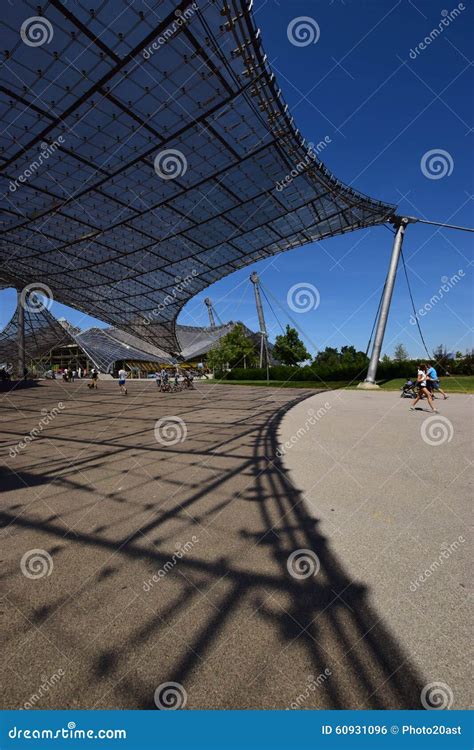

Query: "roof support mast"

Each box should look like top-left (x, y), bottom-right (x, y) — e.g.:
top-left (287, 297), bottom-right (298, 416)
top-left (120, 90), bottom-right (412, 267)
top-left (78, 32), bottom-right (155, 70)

top-left (204, 298), bottom-right (216, 329)
top-left (359, 214), bottom-right (473, 387)
top-left (358, 217), bottom-right (408, 389)
top-left (250, 272), bottom-right (270, 380)
top-left (17, 288), bottom-right (25, 380)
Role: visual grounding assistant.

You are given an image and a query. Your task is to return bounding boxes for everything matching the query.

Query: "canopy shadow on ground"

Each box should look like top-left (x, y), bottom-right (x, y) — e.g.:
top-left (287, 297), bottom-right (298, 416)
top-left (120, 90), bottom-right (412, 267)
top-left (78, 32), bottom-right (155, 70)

top-left (0, 383), bottom-right (425, 709)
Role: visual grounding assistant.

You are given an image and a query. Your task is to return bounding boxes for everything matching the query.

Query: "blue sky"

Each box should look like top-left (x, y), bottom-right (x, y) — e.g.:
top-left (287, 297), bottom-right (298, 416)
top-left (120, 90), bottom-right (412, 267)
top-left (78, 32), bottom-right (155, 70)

top-left (1, 0), bottom-right (472, 358)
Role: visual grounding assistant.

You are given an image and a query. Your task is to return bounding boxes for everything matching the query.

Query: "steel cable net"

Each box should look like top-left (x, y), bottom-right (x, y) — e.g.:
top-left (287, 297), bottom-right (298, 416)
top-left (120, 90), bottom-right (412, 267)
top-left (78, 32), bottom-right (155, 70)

top-left (0, 0), bottom-right (395, 353)
top-left (0, 302), bottom-right (71, 369)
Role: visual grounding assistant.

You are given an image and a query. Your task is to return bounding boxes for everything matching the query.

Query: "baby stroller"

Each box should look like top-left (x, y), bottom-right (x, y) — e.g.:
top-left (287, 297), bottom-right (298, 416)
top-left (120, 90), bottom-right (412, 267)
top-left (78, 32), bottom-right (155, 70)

top-left (400, 378), bottom-right (417, 398)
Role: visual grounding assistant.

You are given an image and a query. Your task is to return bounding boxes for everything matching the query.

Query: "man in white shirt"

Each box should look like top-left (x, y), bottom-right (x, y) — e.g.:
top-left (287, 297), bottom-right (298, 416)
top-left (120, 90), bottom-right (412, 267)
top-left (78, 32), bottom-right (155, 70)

top-left (118, 368), bottom-right (127, 395)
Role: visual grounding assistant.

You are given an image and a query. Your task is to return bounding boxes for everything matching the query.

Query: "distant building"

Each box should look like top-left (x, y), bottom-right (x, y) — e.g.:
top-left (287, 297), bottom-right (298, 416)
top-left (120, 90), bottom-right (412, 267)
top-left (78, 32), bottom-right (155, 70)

top-left (0, 303), bottom-right (266, 376)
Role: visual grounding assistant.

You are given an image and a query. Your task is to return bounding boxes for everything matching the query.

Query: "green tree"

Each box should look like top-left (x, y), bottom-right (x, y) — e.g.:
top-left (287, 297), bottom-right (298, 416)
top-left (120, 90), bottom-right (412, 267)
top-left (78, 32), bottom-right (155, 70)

top-left (381, 353), bottom-right (392, 364)
top-left (207, 323), bottom-right (257, 372)
top-left (273, 325), bottom-right (310, 365)
top-left (313, 347), bottom-right (340, 368)
top-left (455, 351), bottom-right (463, 359)
top-left (393, 343), bottom-right (409, 361)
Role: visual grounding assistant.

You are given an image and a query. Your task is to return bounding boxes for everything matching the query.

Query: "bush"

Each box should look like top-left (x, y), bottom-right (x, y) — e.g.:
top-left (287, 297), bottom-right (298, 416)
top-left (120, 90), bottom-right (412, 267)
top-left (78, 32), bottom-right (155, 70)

top-left (221, 357), bottom-right (473, 382)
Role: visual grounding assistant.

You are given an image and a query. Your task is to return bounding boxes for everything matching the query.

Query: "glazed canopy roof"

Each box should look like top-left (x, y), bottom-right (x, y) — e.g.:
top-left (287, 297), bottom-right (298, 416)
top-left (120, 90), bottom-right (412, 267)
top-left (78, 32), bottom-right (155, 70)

top-left (0, 0), bottom-right (395, 353)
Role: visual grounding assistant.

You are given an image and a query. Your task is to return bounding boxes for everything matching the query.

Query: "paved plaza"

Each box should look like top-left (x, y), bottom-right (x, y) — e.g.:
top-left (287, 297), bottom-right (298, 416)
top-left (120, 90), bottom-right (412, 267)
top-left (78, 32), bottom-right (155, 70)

top-left (0, 381), bottom-right (471, 709)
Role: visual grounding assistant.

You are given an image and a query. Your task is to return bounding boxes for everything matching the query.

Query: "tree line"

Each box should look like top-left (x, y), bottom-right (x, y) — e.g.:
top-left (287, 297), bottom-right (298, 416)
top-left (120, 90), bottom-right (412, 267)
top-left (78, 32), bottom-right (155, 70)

top-left (206, 323), bottom-right (473, 380)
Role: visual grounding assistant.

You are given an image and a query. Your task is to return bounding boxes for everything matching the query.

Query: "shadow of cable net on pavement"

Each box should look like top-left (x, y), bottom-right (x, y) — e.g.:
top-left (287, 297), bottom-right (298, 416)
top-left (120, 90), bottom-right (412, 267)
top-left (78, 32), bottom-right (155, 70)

top-left (0, 382), bottom-right (425, 709)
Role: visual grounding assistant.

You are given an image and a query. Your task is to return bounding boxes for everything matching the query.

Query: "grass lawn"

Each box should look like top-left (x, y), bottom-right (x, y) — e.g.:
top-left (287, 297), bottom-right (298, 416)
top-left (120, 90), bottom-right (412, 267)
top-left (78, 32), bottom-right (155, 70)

top-left (213, 376), bottom-right (474, 393)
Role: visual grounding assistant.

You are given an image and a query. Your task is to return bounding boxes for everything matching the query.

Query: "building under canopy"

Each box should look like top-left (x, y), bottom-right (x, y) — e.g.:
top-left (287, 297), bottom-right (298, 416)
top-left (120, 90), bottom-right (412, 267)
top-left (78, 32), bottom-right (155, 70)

top-left (0, 0), bottom-right (395, 357)
top-left (0, 301), bottom-right (257, 374)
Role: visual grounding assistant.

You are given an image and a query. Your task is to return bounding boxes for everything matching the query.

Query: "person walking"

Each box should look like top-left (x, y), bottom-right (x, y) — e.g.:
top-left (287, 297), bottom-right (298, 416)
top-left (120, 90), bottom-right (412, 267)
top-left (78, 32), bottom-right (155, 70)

top-left (410, 364), bottom-right (438, 412)
top-left (118, 367), bottom-right (128, 395)
top-left (426, 364), bottom-right (448, 400)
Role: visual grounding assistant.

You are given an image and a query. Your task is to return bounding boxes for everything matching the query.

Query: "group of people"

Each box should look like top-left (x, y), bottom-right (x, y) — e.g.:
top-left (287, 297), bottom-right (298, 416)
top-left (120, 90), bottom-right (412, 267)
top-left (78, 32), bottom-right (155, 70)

top-left (410, 364), bottom-right (448, 412)
top-left (155, 367), bottom-right (194, 392)
top-left (57, 366), bottom-right (87, 382)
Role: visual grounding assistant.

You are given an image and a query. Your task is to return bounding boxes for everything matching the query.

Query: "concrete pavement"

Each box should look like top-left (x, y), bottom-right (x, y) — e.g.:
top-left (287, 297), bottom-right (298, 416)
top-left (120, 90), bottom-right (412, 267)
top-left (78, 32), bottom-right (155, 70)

top-left (279, 388), bottom-right (472, 710)
top-left (1, 381), bottom-right (469, 709)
